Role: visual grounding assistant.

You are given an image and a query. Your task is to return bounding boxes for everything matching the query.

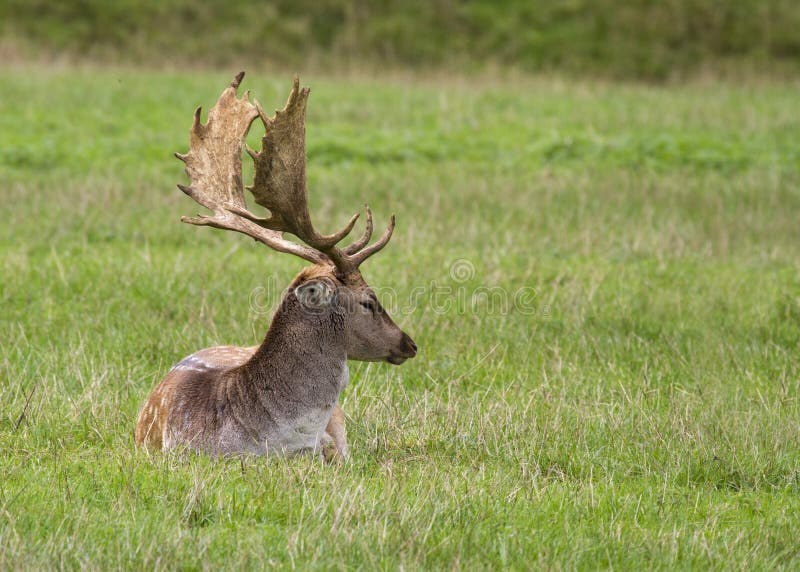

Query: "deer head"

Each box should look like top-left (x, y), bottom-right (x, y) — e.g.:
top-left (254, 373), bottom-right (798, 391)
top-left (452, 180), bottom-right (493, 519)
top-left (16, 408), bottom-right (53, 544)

top-left (175, 72), bottom-right (417, 365)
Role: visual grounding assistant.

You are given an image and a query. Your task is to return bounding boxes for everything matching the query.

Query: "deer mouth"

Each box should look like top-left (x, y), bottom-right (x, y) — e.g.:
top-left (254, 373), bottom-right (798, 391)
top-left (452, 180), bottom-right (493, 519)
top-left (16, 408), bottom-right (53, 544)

top-left (387, 334), bottom-right (417, 365)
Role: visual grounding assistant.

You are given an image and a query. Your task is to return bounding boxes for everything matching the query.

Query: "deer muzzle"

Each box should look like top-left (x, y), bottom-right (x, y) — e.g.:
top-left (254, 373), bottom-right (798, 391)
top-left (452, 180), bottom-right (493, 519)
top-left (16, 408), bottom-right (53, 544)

top-left (388, 332), bottom-right (417, 365)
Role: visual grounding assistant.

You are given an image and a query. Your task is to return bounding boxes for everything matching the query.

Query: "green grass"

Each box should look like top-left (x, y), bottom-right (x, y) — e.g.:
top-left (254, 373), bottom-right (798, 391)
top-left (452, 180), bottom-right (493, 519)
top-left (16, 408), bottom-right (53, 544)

top-left (1, 65), bottom-right (800, 569)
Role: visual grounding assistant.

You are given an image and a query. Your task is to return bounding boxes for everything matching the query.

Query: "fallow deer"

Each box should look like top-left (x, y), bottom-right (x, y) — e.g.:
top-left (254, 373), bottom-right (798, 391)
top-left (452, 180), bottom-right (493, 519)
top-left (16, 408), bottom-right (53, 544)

top-left (134, 73), bottom-right (417, 460)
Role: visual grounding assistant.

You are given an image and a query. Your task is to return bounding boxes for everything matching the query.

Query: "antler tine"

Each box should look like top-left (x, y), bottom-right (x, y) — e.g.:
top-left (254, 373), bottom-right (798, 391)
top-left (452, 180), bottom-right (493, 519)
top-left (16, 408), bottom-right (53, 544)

top-left (230, 70), bottom-right (245, 89)
top-left (343, 205), bottom-right (374, 255)
top-left (316, 211), bottom-right (361, 249)
top-left (344, 215), bottom-right (396, 269)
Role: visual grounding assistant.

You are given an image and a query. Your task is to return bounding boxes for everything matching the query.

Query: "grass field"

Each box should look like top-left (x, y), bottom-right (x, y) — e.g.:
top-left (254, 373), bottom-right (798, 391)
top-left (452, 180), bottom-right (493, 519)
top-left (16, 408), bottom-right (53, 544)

top-left (1, 65), bottom-right (800, 569)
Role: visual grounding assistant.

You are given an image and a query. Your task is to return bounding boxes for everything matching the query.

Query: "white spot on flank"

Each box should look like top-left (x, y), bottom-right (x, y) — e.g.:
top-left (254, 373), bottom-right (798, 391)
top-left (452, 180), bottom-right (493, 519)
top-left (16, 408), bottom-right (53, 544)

top-left (170, 354), bottom-right (212, 372)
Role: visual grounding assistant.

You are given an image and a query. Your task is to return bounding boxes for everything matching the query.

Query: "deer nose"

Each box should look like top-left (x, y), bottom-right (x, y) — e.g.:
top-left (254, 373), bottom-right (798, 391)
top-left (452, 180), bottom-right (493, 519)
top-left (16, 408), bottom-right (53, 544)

top-left (401, 333), bottom-right (417, 357)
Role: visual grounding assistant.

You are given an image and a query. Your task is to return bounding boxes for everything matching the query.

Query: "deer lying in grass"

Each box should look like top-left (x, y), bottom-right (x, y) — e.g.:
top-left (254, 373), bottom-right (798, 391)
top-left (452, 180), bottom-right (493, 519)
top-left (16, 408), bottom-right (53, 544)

top-left (134, 73), bottom-right (417, 460)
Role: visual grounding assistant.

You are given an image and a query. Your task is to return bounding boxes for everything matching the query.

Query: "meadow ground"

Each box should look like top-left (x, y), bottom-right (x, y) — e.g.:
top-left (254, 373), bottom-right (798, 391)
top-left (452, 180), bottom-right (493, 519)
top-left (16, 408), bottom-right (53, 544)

top-left (1, 65), bottom-right (799, 569)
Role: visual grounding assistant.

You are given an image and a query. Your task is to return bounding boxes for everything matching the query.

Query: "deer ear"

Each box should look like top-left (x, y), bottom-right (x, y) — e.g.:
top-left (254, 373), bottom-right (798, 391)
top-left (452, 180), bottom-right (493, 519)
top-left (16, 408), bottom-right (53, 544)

top-left (295, 279), bottom-right (334, 308)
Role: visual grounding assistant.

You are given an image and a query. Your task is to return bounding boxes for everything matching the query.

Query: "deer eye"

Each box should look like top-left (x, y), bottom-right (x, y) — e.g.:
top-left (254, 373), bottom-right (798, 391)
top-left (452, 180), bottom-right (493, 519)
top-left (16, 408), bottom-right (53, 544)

top-left (360, 300), bottom-right (376, 313)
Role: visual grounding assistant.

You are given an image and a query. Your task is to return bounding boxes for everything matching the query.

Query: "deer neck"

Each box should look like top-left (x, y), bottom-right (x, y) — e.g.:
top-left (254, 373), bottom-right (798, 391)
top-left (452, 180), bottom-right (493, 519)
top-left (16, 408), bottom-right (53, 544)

top-left (241, 297), bottom-right (348, 408)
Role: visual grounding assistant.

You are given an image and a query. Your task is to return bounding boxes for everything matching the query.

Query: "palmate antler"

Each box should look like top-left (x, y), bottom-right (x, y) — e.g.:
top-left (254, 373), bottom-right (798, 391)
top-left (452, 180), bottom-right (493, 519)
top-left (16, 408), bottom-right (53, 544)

top-left (176, 72), bottom-right (394, 277)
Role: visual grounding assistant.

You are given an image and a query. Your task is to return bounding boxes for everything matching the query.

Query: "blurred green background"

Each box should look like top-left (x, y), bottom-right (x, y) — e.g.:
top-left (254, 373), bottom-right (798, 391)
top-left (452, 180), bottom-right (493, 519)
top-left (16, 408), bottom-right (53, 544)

top-left (3, 0), bottom-right (800, 80)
